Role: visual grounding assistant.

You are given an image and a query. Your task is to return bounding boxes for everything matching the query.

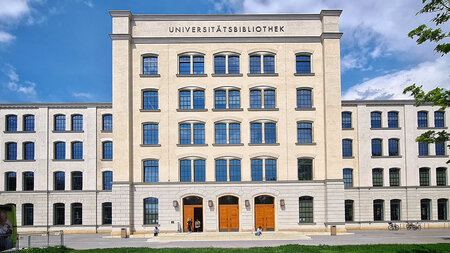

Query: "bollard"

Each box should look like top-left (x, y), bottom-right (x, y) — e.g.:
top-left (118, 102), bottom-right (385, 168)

top-left (47, 231), bottom-right (50, 247)
top-left (330, 225), bottom-right (337, 236)
top-left (27, 235), bottom-right (31, 248)
top-left (60, 230), bottom-right (64, 247)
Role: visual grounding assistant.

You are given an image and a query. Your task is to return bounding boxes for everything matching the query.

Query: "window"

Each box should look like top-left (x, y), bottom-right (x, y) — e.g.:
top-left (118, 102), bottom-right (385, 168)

top-left (298, 159), bottom-right (313, 181)
top-left (249, 53), bottom-right (275, 74)
top-left (54, 172), bottom-right (65, 190)
top-left (71, 142), bottom-right (83, 160)
top-left (371, 112), bottom-right (382, 128)
top-left (345, 200), bottom-right (354, 222)
top-left (23, 142), bottom-right (34, 160)
top-left (54, 142), bottom-right (65, 160)
top-left (215, 159), bottom-right (241, 182)
top-left (194, 160), bottom-right (206, 182)
top-left (102, 202), bottom-right (112, 225)
top-left (144, 160), bottom-right (158, 182)
top-left (390, 199), bottom-right (401, 221)
top-left (23, 172), bottom-right (34, 191)
top-left (179, 159), bottom-right (204, 182)
top-left (214, 56), bottom-right (226, 74)
top-left (143, 90), bottom-right (158, 110)
top-left (102, 114), bottom-right (112, 131)
top-left (251, 159), bottom-right (263, 181)
top-left (342, 139), bottom-right (353, 157)
top-left (71, 203), bottom-right (82, 225)
top-left (297, 122), bottom-right (312, 144)
top-left (102, 141), bottom-right (113, 160)
top-left (179, 123), bottom-right (205, 145)
top-left (179, 90), bottom-right (205, 110)
top-left (373, 199), bottom-right (384, 221)
top-left (6, 115), bottom-right (17, 131)
top-left (388, 111), bottom-right (399, 128)
top-left (23, 115), bottom-right (35, 131)
top-left (419, 167), bottom-right (430, 186)
top-left (297, 89), bottom-right (312, 109)
top-left (103, 171), bottom-right (113, 190)
top-left (435, 142), bottom-right (446, 156)
top-left (265, 159), bottom-right (277, 181)
top-left (229, 159), bottom-right (241, 182)
top-left (388, 139), bottom-right (399, 156)
top-left (215, 159), bottom-right (227, 182)
top-left (214, 122), bottom-right (241, 144)
top-left (178, 54), bottom-right (204, 74)
top-left (299, 196), bottom-right (313, 223)
top-left (421, 199), bottom-right (431, 220)
top-left (371, 139), bottom-right (382, 156)
top-left (343, 169), bottom-right (353, 188)
top-left (435, 111), bottom-right (445, 127)
top-left (342, 112), bottom-right (352, 129)
top-left (265, 123), bottom-right (276, 143)
top-left (438, 198), bottom-right (448, 220)
top-left (372, 168), bottom-right (383, 186)
top-left (296, 55), bottom-right (311, 74)
top-left (71, 115), bottom-right (83, 131)
top-left (249, 88), bottom-right (276, 109)
top-left (215, 90), bottom-right (226, 109)
top-left (250, 158), bottom-right (277, 181)
top-left (53, 203), bottom-right (65, 225)
top-left (418, 142), bottom-right (429, 156)
top-left (250, 122), bottom-right (277, 144)
top-left (6, 142), bottom-right (17, 160)
top-left (144, 198), bottom-right (158, 224)
top-left (228, 90), bottom-right (240, 109)
top-left (418, 111), bottom-right (428, 127)
top-left (22, 203), bottom-right (33, 226)
top-left (143, 124), bottom-right (158, 145)
top-left (54, 115), bottom-right (66, 131)
top-left (389, 168), bottom-right (400, 186)
top-left (228, 56), bottom-right (240, 74)
top-left (214, 123), bottom-right (226, 144)
top-left (5, 172), bottom-right (16, 191)
top-left (436, 167), bottom-right (447, 186)
top-left (71, 171), bottom-right (83, 190)
top-left (143, 56), bottom-right (158, 75)
top-left (214, 54), bottom-right (240, 74)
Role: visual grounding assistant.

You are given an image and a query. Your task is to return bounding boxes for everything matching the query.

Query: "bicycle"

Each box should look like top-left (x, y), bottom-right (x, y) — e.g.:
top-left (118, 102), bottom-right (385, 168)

top-left (406, 222), bottom-right (421, 230)
top-left (388, 222), bottom-right (399, 231)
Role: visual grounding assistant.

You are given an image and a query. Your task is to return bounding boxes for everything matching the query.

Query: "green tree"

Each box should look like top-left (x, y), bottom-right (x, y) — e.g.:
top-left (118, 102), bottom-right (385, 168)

top-left (403, 0), bottom-right (449, 161)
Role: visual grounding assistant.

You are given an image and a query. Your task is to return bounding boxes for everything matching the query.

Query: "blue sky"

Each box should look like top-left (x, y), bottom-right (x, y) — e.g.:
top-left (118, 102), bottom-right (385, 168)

top-left (0, 0), bottom-right (448, 103)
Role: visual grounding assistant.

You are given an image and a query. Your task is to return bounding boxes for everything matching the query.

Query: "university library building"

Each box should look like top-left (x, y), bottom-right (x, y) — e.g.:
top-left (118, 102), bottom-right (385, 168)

top-left (0, 10), bottom-right (449, 235)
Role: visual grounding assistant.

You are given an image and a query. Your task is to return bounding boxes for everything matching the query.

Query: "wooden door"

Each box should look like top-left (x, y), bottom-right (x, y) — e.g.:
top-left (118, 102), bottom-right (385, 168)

top-left (219, 205), bottom-right (239, 231)
top-left (255, 204), bottom-right (275, 231)
top-left (183, 206), bottom-right (194, 231)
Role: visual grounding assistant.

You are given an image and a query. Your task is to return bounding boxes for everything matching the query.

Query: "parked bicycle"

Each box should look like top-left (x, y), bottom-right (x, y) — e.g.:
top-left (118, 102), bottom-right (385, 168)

top-left (388, 222), bottom-right (399, 231)
top-left (406, 222), bottom-right (421, 230)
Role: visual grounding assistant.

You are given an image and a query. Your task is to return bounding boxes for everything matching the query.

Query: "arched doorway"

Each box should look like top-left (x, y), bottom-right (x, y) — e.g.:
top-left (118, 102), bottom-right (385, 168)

top-left (254, 195), bottom-right (275, 231)
top-left (219, 196), bottom-right (239, 232)
top-left (183, 196), bottom-right (203, 232)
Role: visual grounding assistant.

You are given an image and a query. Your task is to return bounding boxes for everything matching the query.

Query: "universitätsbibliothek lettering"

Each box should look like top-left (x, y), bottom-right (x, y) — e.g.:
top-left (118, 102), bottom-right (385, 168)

top-left (169, 25), bottom-right (285, 33)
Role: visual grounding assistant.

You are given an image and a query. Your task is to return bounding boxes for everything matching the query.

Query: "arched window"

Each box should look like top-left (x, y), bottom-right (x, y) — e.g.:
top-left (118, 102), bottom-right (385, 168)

top-left (372, 168), bottom-right (383, 186)
top-left (23, 142), bottom-right (35, 160)
top-left (418, 142), bottom-right (429, 156)
top-left (6, 142), bottom-right (17, 160)
top-left (143, 160), bottom-right (158, 182)
top-left (71, 142), bottom-right (83, 160)
top-left (342, 112), bottom-right (351, 129)
top-left (71, 203), bottom-right (82, 225)
top-left (6, 115), bottom-right (17, 132)
top-left (214, 53), bottom-right (240, 74)
top-left (438, 198), bottom-right (448, 220)
top-left (389, 168), bottom-right (400, 186)
top-left (102, 202), bottom-right (112, 225)
top-left (435, 111), bottom-right (445, 128)
top-left (250, 158), bottom-right (277, 181)
top-left (249, 52), bottom-right (275, 74)
top-left (388, 111), bottom-right (399, 128)
top-left (250, 88), bottom-right (276, 109)
top-left (23, 172), bottom-right (34, 191)
top-left (53, 203), bottom-right (65, 225)
top-left (417, 111), bottom-right (428, 127)
top-left (296, 54), bottom-right (311, 74)
top-left (179, 89), bottom-right (205, 110)
top-left (144, 197), bottom-right (158, 224)
top-left (388, 138), bottom-right (399, 156)
top-left (297, 122), bottom-right (313, 144)
top-left (54, 142), bottom-right (65, 160)
top-left (23, 115), bottom-right (35, 132)
top-left (22, 203), bottom-right (34, 226)
top-left (54, 171), bottom-right (65, 190)
top-left (102, 141), bottom-right (113, 159)
top-left (342, 139), bottom-right (352, 157)
top-left (178, 53), bottom-right (204, 75)
top-left (420, 199), bottom-right (431, 220)
top-left (343, 169), bottom-right (353, 188)
top-left (419, 167), bottom-right (430, 186)
top-left (373, 199), bottom-right (384, 221)
top-left (436, 167), bottom-right (447, 186)
top-left (370, 112), bottom-right (382, 128)
top-left (179, 159), bottom-right (205, 182)
top-left (71, 114), bottom-right (83, 131)
top-left (179, 122), bottom-right (205, 145)
top-left (103, 171), bottom-right (113, 190)
top-left (345, 200), bottom-right (354, 222)
top-left (142, 90), bottom-right (158, 110)
top-left (390, 199), bottom-right (401, 221)
top-left (54, 114), bottom-right (66, 131)
top-left (5, 172), bottom-right (16, 191)
top-left (371, 139), bottom-right (382, 156)
top-left (71, 171), bottom-right (83, 190)
top-left (143, 55), bottom-right (158, 75)
top-left (299, 196), bottom-right (313, 223)
top-left (250, 121), bottom-right (276, 144)
top-left (297, 89), bottom-right (312, 109)
top-left (143, 124), bottom-right (159, 145)
top-left (102, 114), bottom-right (113, 131)
top-left (435, 141), bottom-right (446, 156)
top-left (298, 158), bottom-right (313, 181)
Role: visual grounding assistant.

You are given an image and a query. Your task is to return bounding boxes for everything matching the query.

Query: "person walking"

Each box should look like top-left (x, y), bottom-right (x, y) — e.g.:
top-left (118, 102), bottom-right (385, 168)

top-left (187, 218), bottom-right (192, 232)
top-left (194, 219), bottom-right (201, 232)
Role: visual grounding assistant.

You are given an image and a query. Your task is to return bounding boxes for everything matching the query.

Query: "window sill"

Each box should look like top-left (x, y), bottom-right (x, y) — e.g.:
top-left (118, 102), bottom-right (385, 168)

top-left (3, 131), bottom-right (36, 133)
top-left (248, 143), bottom-right (280, 146)
top-left (296, 142), bottom-right (316, 146)
top-left (295, 107), bottom-right (315, 111)
top-left (247, 73), bottom-right (279, 77)
top-left (3, 159), bottom-right (36, 162)
top-left (418, 126), bottom-right (448, 130)
top-left (211, 73), bottom-right (243, 77)
top-left (139, 74), bottom-right (160, 78)
top-left (298, 222), bottom-right (316, 225)
top-left (52, 130), bottom-right (84, 133)
top-left (370, 127), bottom-right (401, 130)
top-left (212, 143), bottom-right (244, 146)
top-left (177, 144), bottom-right (208, 147)
top-left (52, 159), bottom-right (85, 162)
top-left (342, 156), bottom-right (355, 159)
top-left (100, 130), bottom-right (112, 133)
top-left (248, 108), bottom-right (279, 111)
top-left (176, 109), bottom-right (208, 112)
top-left (140, 144), bottom-right (162, 147)
top-left (418, 155), bottom-right (449, 158)
top-left (371, 155), bottom-right (403, 158)
top-left (101, 159), bottom-right (113, 161)
top-left (176, 74), bottom-right (207, 77)
top-left (212, 108), bottom-right (244, 112)
top-left (140, 109), bottom-right (161, 112)
top-left (342, 127), bottom-right (354, 130)
top-left (294, 73), bottom-right (315, 76)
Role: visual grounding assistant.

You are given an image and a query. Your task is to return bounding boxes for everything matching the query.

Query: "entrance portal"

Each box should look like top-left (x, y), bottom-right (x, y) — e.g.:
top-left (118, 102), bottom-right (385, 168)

top-left (183, 196), bottom-right (203, 232)
top-left (254, 195), bottom-right (275, 231)
top-left (218, 196), bottom-right (239, 232)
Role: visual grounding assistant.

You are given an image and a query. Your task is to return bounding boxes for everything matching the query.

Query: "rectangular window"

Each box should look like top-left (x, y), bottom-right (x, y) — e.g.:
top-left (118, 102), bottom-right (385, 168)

top-left (6, 143), bottom-right (17, 160)
top-left (228, 90), bottom-right (240, 109)
top-left (438, 199), bottom-right (448, 220)
top-left (249, 56), bottom-right (261, 74)
top-left (102, 114), bottom-right (112, 131)
top-left (102, 202), bottom-right (112, 225)
top-left (24, 115), bottom-right (35, 132)
top-left (179, 56), bottom-right (191, 74)
top-left (419, 168), bottom-right (430, 186)
top-left (143, 56), bottom-right (158, 75)
top-left (229, 159), bottom-right (241, 182)
top-left (103, 171), bottom-right (113, 190)
top-left (250, 90), bottom-right (262, 109)
top-left (390, 200), bottom-right (401, 221)
top-left (214, 56), bottom-right (226, 74)
top-left (388, 112), bottom-right (398, 128)
top-left (23, 172), bottom-right (34, 191)
top-left (342, 112), bottom-right (352, 128)
top-left (435, 111), bottom-right (445, 127)
top-left (251, 159), bottom-right (263, 181)
top-left (298, 159), bottom-right (313, 181)
top-left (193, 56), bottom-right (204, 74)
top-left (194, 160), bottom-right (205, 182)
top-left (436, 167), bottom-right (447, 186)
top-left (53, 203), bottom-right (65, 225)
top-left (54, 142), bottom-right (65, 160)
top-left (54, 172), bottom-right (65, 190)
top-left (23, 204), bottom-right (33, 226)
top-left (436, 142), bottom-right (445, 156)
top-left (144, 198), bottom-right (158, 224)
top-left (371, 112), bottom-right (381, 128)
top-left (5, 172), bottom-right (16, 191)
top-left (180, 160), bottom-right (191, 182)
top-left (193, 90), bottom-right (205, 109)
top-left (250, 123), bottom-right (262, 144)
top-left (299, 197), bottom-right (313, 223)
top-left (264, 123), bottom-right (276, 144)
top-left (54, 115), bottom-right (66, 131)
top-left (343, 169), bottom-right (353, 188)
top-left (264, 89), bottom-right (276, 108)
top-left (345, 200), bottom-right (354, 222)
top-left (373, 200), bottom-right (384, 221)
top-left (71, 115), bottom-right (83, 131)
top-left (229, 123), bottom-right (240, 144)
top-left (24, 142), bottom-right (34, 160)
top-left (193, 124), bottom-right (205, 144)
top-left (372, 169), bottom-right (383, 186)
top-left (144, 160), bottom-right (158, 182)
top-left (71, 171), bottom-right (83, 190)
top-left (214, 90), bottom-right (226, 109)
top-left (215, 160), bottom-right (227, 182)
top-left (418, 142), bottom-right (429, 156)
top-left (6, 115), bottom-right (17, 132)
top-left (143, 124), bottom-right (158, 145)
top-left (179, 124), bottom-right (191, 145)
top-left (143, 91), bottom-right (158, 110)
top-left (71, 203), bottom-right (82, 225)
top-left (228, 56), bottom-right (240, 74)
top-left (389, 168), bottom-right (400, 187)
top-left (418, 111), bottom-right (428, 127)
top-left (371, 139), bottom-right (382, 156)
top-left (297, 89), bottom-right (312, 109)
top-left (265, 159), bottom-right (277, 181)
top-left (298, 123), bottom-right (313, 144)
top-left (263, 55), bottom-right (275, 73)
top-left (102, 142), bottom-right (113, 160)
top-left (388, 139), bottom-right (399, 156)
top-left (179, 90), bottom-right (191, 109)
top-left (342, 139), bottom-right (352, 157)
top-left (215, 123), bottom-right (227, 144)
top-left (71, 142), bottom-right (83, 160)
top-left (421, 199), bottom-right (431, 220)
top-left (296, 55), bottom-right (311, 74)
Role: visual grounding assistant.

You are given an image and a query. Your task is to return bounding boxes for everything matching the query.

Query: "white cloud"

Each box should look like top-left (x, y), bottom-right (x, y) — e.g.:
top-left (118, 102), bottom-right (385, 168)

top-left (73, 92), bottom-right (93, 99)
top-left (0, 0), bottom-right (32, 23)
top-left (0, 31), bottom-right (15, 43)
top-left (2, 63), bottom-right (37, 96)
top-left (84, 1), bottom-right (94, 8)
top-left (342, 57), bottom-right (450, 100)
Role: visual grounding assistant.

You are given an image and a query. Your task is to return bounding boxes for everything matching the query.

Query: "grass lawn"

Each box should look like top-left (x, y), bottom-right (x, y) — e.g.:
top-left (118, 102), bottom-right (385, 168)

top-left (19, 244), bottom-right (450, 253)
